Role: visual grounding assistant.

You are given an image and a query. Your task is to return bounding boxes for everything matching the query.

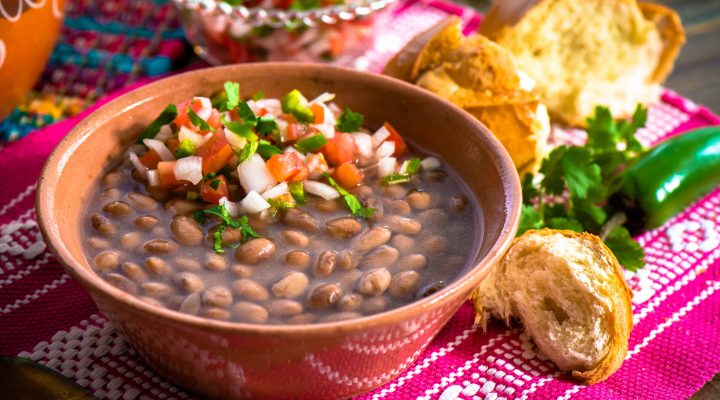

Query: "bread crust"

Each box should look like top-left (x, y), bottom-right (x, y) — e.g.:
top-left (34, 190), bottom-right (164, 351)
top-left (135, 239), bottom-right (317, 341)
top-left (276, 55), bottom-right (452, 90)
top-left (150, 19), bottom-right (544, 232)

top-left (638, 2), bottom-right (686, 83)
top-left (472, 229), bottom-right (633, 384)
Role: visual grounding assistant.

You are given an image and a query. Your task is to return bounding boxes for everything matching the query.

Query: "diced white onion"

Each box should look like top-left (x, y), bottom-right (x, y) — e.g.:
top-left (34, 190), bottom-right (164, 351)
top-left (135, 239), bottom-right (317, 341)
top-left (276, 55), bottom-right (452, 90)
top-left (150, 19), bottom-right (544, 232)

top-left (310, 92), bottom-right (335, 104)
top-left (321, 103), bottom-right (337, 126)
top-left (193, 96), bottom-right (213, 120)
top-left (372, 125), bottom-right (391, 148)
top-left (239, 191), bottom-right (271, 214)
top-left (219, 197), bottom-right (239, 217)
top-left (377, 157), bottom-right (397, 178)
top-left (128, 152), bottom-right (148, 179)
top-left (179, 125), bottom-right (208, 148)
top-left (147, 169), bottom-right (159, 187)
top-left (353, 133), bottom-right (373, 160)
top-left (276, 118), bottom-right (289, 139)
top-left (224, 127), bottom-right (247, 151)
top-left (246, 99), bottom-right (260, 114)
top-left (283, 146), bottom-right (306, 161)
top-left (237, 153), bottom-right (276, 194)
top-left (256, 99), bottom-right (282, 115)
top-left (421, 156), bottom-right (442, 171)
top-left (155, 125), bottom-right (173, 142)
top-left (173, 156), bottom-right (203, 185)
top-left (375, 141), bottom-right (395, 159)
top-left (143, 139), bottom-right (175, 161)
top-left (315, 123), bottom-right (335, 139)
top-left (304, 181), bottom-right (339, 200)
top-left (261, 182), bottom-right (289, 199)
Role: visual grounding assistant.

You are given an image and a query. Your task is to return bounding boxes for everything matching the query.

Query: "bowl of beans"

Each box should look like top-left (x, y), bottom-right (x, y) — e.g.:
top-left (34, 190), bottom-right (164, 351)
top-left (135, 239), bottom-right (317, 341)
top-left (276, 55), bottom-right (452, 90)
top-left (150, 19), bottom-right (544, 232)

top-left (36, 63), bottom-right (521, 399)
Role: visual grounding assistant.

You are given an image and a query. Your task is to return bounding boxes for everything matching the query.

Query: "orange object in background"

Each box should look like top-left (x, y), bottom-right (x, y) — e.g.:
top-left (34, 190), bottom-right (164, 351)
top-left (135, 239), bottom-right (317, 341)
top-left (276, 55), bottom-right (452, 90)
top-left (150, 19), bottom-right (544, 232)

top-left (0, 0), bottom-right (66, 121)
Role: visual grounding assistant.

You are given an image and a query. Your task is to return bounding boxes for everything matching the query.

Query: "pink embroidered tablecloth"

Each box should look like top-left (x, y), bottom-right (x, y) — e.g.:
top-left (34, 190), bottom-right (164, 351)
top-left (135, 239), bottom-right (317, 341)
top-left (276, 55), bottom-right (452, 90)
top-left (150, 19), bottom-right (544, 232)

top-left (2, 1), bottom-right (720, 399)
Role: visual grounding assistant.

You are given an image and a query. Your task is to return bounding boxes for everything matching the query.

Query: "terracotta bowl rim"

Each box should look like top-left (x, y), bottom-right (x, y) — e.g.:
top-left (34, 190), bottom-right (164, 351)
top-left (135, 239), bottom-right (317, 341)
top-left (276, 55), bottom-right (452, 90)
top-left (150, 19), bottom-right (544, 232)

top-left (36, 63), bottom-right (521, 336)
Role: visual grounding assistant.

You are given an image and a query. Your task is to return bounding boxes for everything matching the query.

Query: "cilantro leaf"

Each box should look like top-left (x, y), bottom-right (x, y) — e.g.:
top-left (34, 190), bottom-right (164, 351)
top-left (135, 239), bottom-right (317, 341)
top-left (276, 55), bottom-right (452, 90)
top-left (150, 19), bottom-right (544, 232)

top-left (336, 108), bottom-right (364, 133)
top-left (187, 107), bottom-right (214, 132)
top-left (381, 158), bottom-right (421, 185)
top-left (539, 146), bottom-right (568, 195)
top-left (562, 147), bottom-right (602, 200)
top-left (604, 226), bottom-right (645, 272)
top-left (547, 217), bottom-right (583, 232)
top-left (224, 81), bottom-right (240, 111)
top-left (289, 182), bottom-right (306, 204)
top-left (193, 204), bottom-right (263, 253)
top-left (521, 173), bottom-right (539, 204)
top-left (237, 141), bottom-right (258, 163)
top-left (210, 179), bottom-right (221, 191)
top-left (257, 141), bottom-right (282, 159)
top-left (517, 204), bottom-right (543, 236)
top-left (236, 101), bottom-right (257, 128)
top-left (137, 104), bottom-right (177, 143)
top-left (223, 115), bottom-right (258, 142)
top-left (256, 116), bottom-right (279, 136)
top-left (323, 173), bottom-right (375, 218)
top-left (213, 225), bottom-right (226, 253)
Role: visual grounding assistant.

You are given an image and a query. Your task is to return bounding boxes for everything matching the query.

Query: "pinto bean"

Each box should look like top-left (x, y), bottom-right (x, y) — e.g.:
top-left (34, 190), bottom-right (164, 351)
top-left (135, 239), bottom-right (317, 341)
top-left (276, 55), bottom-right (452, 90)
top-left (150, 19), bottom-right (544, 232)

top-left (321, 312), bottom-right (362, 322)
top-left (396, 254), bottom-right (427, 271)
top-left (337, 293), bottom-right (363, 312)
top-left (106, 273), bottom-right (138, 294)
top-left (231, 302), bottom-right (269, 323)
top-left (384, 199), bottom-right (411, 216)
top-left (267, 299), bottom-right (303, 317)
top-left (202, 285), bottom-right (233, 308)
top-left (389, 271), bottom-right (422, 299)
top-left (419, 235), bottom-right (448, 255)
top-left (99, 188), bottom-right (121, 202)
top-left (166, 198), bottom-right (203, 215)
top-left (356, 268), bottom-right (392, 296)
top-left (92, 251), bottom-right (120, 272)
top-left (362, 296), bottom-right (388, 314)
top-left (144, 239), bottom-right (179, 254)
top-left (307, 284), bottom-right (342, 309)
top-left (339, 269), bottom-right (363, 288)
top-left (287, 314), bottom-right (315, 324)
top-left (171, 215), bottom-right (204, 246)
top-left (353, 227), bottom-right (391, 251)
top-left (174, 256), bottom-right (202, 271)
top-left (361, 246), bottom-right (399, 269)
top-left (120, 232), bottom-right (142, 251)
top-left (312, 250), bottom-right (337, 277)
top-left (282, 208), bottom-right (320, 232)
top-left (285, 251), bottom-right (311, 270)
top-left (232, 279), bottom-right (270, 301)
top-left (406, 191), bottom-right (434, 210)
top-left (174, 272), bottom-right (205, 293)
top-left (91, 214), bottom-right (116, 236)
top-left (382, 184), bottom-right (408, 200)
top-left (207, 225), bottom-right (242, 246)
top-left (313, 198), bottom-right (340, 213)
top-left (179, 293), bottom-right (201, 314)
top-left (133, 215), bottom-right (159, 230)
top-left (271, 272), bottom-right (309, 299)
top-left (281, 229), bottom-right (310, 247)
top-left (386, 216), bottom-right (422, 235)
top-left (127, 192), bottom-right (158, 211)
top-left (337, 250), bottom-right (358, 271)
top-left (121, 262), bottom-right (147, 283)
top-left (390, 235), bottom-right (415, 254)
top-left (202, 307), bottom-right (231, 320)
top-left (234, 238), bottom-right (276, 264)
top-left (205, 253), bottom-right (227, 271)
top-left (102, 171), bottom-right (123, 187)
top-left (87, 237), bottom-right (111, 250)
top-left (139, 296), bottom-right (164, 308)
top-left (449, 194), bottom-right (470, 212)
top-left (325, 218), bottom-right (363, 238)
top-left (145, 257), bottom-right (174, 276)
top-left (363, 197), bottom-right (384, 222)
top-left (353, 185), bottom-right (373, 200)
top-left (103, 201), bottom-right (134, 217)
top-left (231, 264), bottom-right (253, 278)
top-left (146, 186), bottom-right (171, 202)
top-left (141, 282), bottom-right (173, 298)
top-left (417, 208), bottom-right (447, 225)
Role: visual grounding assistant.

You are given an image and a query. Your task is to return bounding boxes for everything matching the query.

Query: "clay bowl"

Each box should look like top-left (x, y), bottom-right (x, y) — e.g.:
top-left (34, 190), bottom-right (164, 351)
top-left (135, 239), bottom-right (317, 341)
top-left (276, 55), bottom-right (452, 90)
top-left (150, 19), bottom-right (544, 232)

top-left (36, 63), bottom-right (521, 399)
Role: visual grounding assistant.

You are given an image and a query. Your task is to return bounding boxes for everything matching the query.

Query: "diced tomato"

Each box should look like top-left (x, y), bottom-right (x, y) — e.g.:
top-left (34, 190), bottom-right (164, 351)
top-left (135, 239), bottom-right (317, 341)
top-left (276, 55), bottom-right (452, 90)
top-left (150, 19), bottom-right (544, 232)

top-left (383, 122), bottom-right (407, 156)
top-left (322, 133), bottom-right (358, 166)
top-left (310, 103), bottom-right (325, 124)
top-left (195, 132), bottom-right (234, 175)
top-left (157, 161), bottom-right (185, 188)
top-left (166, 138), bottom-right (179, 155)
top-left (306, 153), bottom-right (329, 176)
top-left (173, 99), bottom-right (203, 130)
top-left (139, 149), bottom-right (161, 169)
top-left (257, 108), bottom-right (268, 117)
top-left (333, 162), bottom-right (364, 188)
top-left (266, 152), bottom-right (309, 182)
top-left (206, 110), bottom-right (223, 132)
top-left (199, 175), bottom-right (229, 204)
top-left (283, 124), bottom-right (299, 143)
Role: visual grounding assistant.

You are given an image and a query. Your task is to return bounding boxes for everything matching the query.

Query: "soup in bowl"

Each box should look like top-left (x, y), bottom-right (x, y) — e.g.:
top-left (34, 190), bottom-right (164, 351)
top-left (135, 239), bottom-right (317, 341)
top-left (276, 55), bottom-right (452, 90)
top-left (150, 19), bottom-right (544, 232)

top-left (37, 63), bottom-right (520, 399)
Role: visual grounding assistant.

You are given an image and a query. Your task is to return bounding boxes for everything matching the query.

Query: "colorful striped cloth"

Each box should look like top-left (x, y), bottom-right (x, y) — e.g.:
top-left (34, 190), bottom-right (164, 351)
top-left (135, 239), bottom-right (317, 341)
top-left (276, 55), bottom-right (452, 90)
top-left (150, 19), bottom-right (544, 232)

top-left (2, 1), bottom-right (720, 399)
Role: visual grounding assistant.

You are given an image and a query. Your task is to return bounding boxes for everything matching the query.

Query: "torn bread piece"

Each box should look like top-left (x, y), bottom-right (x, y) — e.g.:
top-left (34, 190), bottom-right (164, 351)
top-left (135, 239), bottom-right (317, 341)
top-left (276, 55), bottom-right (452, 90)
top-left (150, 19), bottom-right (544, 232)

top-left (472, 229), bottom-right (633, 384)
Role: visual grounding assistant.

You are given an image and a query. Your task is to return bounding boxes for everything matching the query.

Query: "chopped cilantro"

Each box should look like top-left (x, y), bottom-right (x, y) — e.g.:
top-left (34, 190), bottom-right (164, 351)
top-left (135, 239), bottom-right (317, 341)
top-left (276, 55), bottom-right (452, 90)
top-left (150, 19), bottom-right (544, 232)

top-left (236, 101), bottom-right (257, 128)
top-left (257, 141), bottom-right (283, 159)
top-left (224, 81), bottom-right (240, 111)
top-left (604, 226), bottom-right (645, 272)
top-left (187, 107), bottom-right (214, 132)
top-left (323, 173), bottom-right (375, 218)
top-left (175, 139), bottom-right (195, 158)
top-left (223, 115), bottom-right (258, 142)
top-left (256, 116), bottom-right (279, 136)
top-left (252, 90), bottom-right (266, 100)
top-left (336, 107), bottom-right (364, 133)
top-left (210, 179), bottom-right (221, 191)
top-left (381, 157), bottom-right (421, 185)
top-left (294, 134), bottom-right (328, 153)
top-left (268, 197), bottom-right (295, 217)
top-left (193, 204), bottom-right (262, 253)
top-left (289, 182), bottom-right (306, 204)
top-left (281, 89), bottom-right (314, 123)
top-left (137, 104), bottom-right (177, 143)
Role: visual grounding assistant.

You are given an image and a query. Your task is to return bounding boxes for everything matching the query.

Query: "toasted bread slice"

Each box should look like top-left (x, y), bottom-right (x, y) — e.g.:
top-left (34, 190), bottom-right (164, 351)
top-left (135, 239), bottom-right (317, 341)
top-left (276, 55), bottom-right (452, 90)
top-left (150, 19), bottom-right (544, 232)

top-left (480, 0), bottom-right (685, 127)
top-left (472, 229), bottom-right (633, 384)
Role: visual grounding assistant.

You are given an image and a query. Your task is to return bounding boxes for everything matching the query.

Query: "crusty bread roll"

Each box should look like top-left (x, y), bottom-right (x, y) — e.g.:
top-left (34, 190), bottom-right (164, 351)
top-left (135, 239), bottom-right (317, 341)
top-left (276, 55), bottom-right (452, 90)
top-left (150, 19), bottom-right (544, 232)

top-left (472, 229), bottom-right (633, 384)
top-left (479, 0), bottom-right (685, 127)
top-left (384, 18), bottom-right (550, 175)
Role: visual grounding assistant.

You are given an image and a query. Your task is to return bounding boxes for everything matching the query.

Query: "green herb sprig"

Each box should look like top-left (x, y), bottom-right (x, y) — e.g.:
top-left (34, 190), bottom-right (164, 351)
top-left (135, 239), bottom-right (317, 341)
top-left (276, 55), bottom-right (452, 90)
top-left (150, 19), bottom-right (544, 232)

top-left (323, 173), bottom-right (375, 218)
top-left (336, 107), bottom-right (364, 133)
top-left (193, 204), bottom-right (262, 253)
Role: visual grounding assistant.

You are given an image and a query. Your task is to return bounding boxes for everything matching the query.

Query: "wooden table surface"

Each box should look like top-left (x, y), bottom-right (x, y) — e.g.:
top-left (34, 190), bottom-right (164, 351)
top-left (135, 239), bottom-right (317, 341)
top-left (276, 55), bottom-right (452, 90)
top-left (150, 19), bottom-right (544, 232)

top-left (468, 0), bottom-right (720, 113)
